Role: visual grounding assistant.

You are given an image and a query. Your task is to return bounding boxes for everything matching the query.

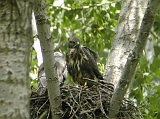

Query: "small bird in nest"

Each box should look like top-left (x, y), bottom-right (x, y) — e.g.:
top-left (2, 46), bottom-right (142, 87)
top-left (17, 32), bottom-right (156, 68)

top-left (37, 52), bottom-right (68, 95)
top-left (66, 36), bottom-right (104, 87)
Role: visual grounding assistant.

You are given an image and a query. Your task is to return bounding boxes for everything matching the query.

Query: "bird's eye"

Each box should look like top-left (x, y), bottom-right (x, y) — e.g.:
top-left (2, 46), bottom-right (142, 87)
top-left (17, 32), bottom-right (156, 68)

top-left (68, 41), bottom-right (76, 48)
top-left (69, 41), bottom-right (75, 44)
top-left (69, 41), bottom-right (76, 46)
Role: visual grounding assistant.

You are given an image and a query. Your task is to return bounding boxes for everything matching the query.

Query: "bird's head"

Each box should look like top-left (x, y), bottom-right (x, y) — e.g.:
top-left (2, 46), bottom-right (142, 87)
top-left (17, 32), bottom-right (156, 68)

top-left (68, 37), bottom-right (80, 48)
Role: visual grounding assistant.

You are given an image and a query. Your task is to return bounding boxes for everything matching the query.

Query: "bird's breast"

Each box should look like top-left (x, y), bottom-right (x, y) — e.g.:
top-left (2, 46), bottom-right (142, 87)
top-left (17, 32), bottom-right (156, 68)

top-left (69, 59), bottom-right (74, 66)
top-left (67, 47), bottom-right (89, 76)
top-left (69, 48), bottom-right (76, 56)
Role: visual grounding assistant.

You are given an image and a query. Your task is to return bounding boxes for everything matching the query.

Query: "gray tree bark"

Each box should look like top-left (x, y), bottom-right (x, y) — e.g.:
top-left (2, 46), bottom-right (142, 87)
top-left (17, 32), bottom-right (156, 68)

top-left (106, 0), bottom-right (160, 118)
top-left (0, 1), bottom-right (32, 119)
top-left (104, 0), bottom-right (149, 87)
top-left (33, 0), bottom-right (61, 119)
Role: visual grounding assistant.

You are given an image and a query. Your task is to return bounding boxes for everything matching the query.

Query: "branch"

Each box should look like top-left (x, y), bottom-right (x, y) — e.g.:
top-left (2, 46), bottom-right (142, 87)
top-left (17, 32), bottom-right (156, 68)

top-left (33, 0), bottom-right (61, 119)
top-left (48, 2), bottom-right (112, 11)
top-left (104, 0), bottom-right (149, 87)
top-left (108, 0), bottom-right (160, 118)
top-left (151, 30), bottom-right (160, 43)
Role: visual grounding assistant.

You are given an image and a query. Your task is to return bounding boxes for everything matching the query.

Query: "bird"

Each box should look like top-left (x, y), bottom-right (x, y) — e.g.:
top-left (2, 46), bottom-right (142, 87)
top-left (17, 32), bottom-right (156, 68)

top-left (37, 52), bottom-right (68, 95)
top-left (66, 36), bottom-right (103, 87)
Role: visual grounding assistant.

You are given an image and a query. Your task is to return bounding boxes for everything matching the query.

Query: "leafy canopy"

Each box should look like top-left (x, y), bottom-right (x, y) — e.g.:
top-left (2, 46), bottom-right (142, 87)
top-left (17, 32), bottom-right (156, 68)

top-left (30, 0), bottom-right (160, 118)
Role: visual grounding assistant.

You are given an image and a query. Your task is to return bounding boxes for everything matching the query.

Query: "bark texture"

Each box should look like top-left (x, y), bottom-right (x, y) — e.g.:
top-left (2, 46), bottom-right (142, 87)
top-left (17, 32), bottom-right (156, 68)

top-left (108, 0), bottom-right (160, 118)
top-left (33, 0), bottom-right (61, 119)
top-left (0, 1), bottom-right (32, 119)
top-left (104, 0), bottom-right (149, 87)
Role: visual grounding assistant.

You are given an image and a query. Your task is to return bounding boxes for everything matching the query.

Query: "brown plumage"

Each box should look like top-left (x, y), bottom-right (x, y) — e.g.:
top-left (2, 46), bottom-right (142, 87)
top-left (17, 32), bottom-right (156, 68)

top-left (66, 37), bottom-right (103, 87)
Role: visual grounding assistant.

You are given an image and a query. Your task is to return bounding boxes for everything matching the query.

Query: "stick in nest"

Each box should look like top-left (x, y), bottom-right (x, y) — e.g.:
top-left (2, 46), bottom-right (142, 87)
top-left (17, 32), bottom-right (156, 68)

top-left (83, 78), bottom-right (114, 92)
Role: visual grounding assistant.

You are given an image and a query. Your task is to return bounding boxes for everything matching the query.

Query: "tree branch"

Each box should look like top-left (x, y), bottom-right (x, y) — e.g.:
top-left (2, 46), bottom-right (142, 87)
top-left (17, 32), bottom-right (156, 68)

top-left (48, 2), bottom-right (112, 11)
top-left (108, 0), bottom-right (160, 118)
top-left (33, 0), bottom-right (61, 119)
top-left (104, 0), bottom-right (149, 87)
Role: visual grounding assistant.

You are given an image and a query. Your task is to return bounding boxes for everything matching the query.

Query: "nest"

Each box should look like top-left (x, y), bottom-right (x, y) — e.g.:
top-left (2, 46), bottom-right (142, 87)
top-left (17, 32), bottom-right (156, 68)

top-left (30, 82), bottom-right (143, 119)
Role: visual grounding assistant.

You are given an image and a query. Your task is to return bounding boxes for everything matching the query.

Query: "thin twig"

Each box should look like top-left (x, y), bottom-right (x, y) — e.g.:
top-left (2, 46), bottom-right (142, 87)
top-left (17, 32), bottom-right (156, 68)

top-left (98, 90), bottom-right (108, 118)
top-left (48, 2), bottom-right (112, 11)
top-left (37, 99), bottom-right (49, 117)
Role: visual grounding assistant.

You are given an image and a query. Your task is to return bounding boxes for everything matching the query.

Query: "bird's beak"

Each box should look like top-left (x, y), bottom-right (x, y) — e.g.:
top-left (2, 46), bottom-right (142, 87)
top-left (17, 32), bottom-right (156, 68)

top-left (76, 42), bottom-right (80, 47)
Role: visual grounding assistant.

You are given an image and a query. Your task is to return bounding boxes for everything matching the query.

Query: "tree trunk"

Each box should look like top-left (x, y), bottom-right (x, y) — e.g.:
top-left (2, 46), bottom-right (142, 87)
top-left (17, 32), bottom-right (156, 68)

top-left (106, 0), bottom-right (160, 118)
top-left (0, 1), bottom-right (32, 119)
top-left (33, 0), bottom-right (61, 119)
top-left (104, 0), bottom-right (149, 87)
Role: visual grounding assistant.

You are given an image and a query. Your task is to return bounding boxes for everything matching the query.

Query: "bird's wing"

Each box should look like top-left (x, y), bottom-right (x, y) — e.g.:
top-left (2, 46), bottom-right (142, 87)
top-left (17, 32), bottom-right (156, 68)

top-left (82, 46), bottom-right (99, 62)
top-left (55, 54), bottom-right (67, 85)
top-left (81, 47), bottom-right (103, 80)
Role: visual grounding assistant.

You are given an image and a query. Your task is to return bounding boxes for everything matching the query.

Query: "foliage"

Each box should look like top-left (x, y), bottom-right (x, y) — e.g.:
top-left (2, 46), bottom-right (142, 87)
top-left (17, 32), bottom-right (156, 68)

top-left (30, 48), bottom-right (38, 87)
top-left (130, 49), bottom-right (160, 119)
top-left (46, 0), bottom-right (120, 64)
top-left (30, 0), bottom-right (160, 118)
top-left (129, 10), bottom-right (160, 119)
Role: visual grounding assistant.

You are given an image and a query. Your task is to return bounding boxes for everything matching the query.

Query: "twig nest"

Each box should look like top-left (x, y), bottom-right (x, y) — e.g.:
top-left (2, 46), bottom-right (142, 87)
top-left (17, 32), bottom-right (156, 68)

top-left (30, 83), bottom-right (143, 119)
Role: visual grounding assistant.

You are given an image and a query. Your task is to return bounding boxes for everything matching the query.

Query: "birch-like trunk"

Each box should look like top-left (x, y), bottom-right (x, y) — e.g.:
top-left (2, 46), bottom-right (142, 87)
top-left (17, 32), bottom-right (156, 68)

top-left (0, 1), bottom-right (32, 119)
top-left (106, 0), bottom-right (160, 118)
top-left (33, 0), bottom-right (61, 119)
top-left (104, 0), bottom-right (149, 87)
